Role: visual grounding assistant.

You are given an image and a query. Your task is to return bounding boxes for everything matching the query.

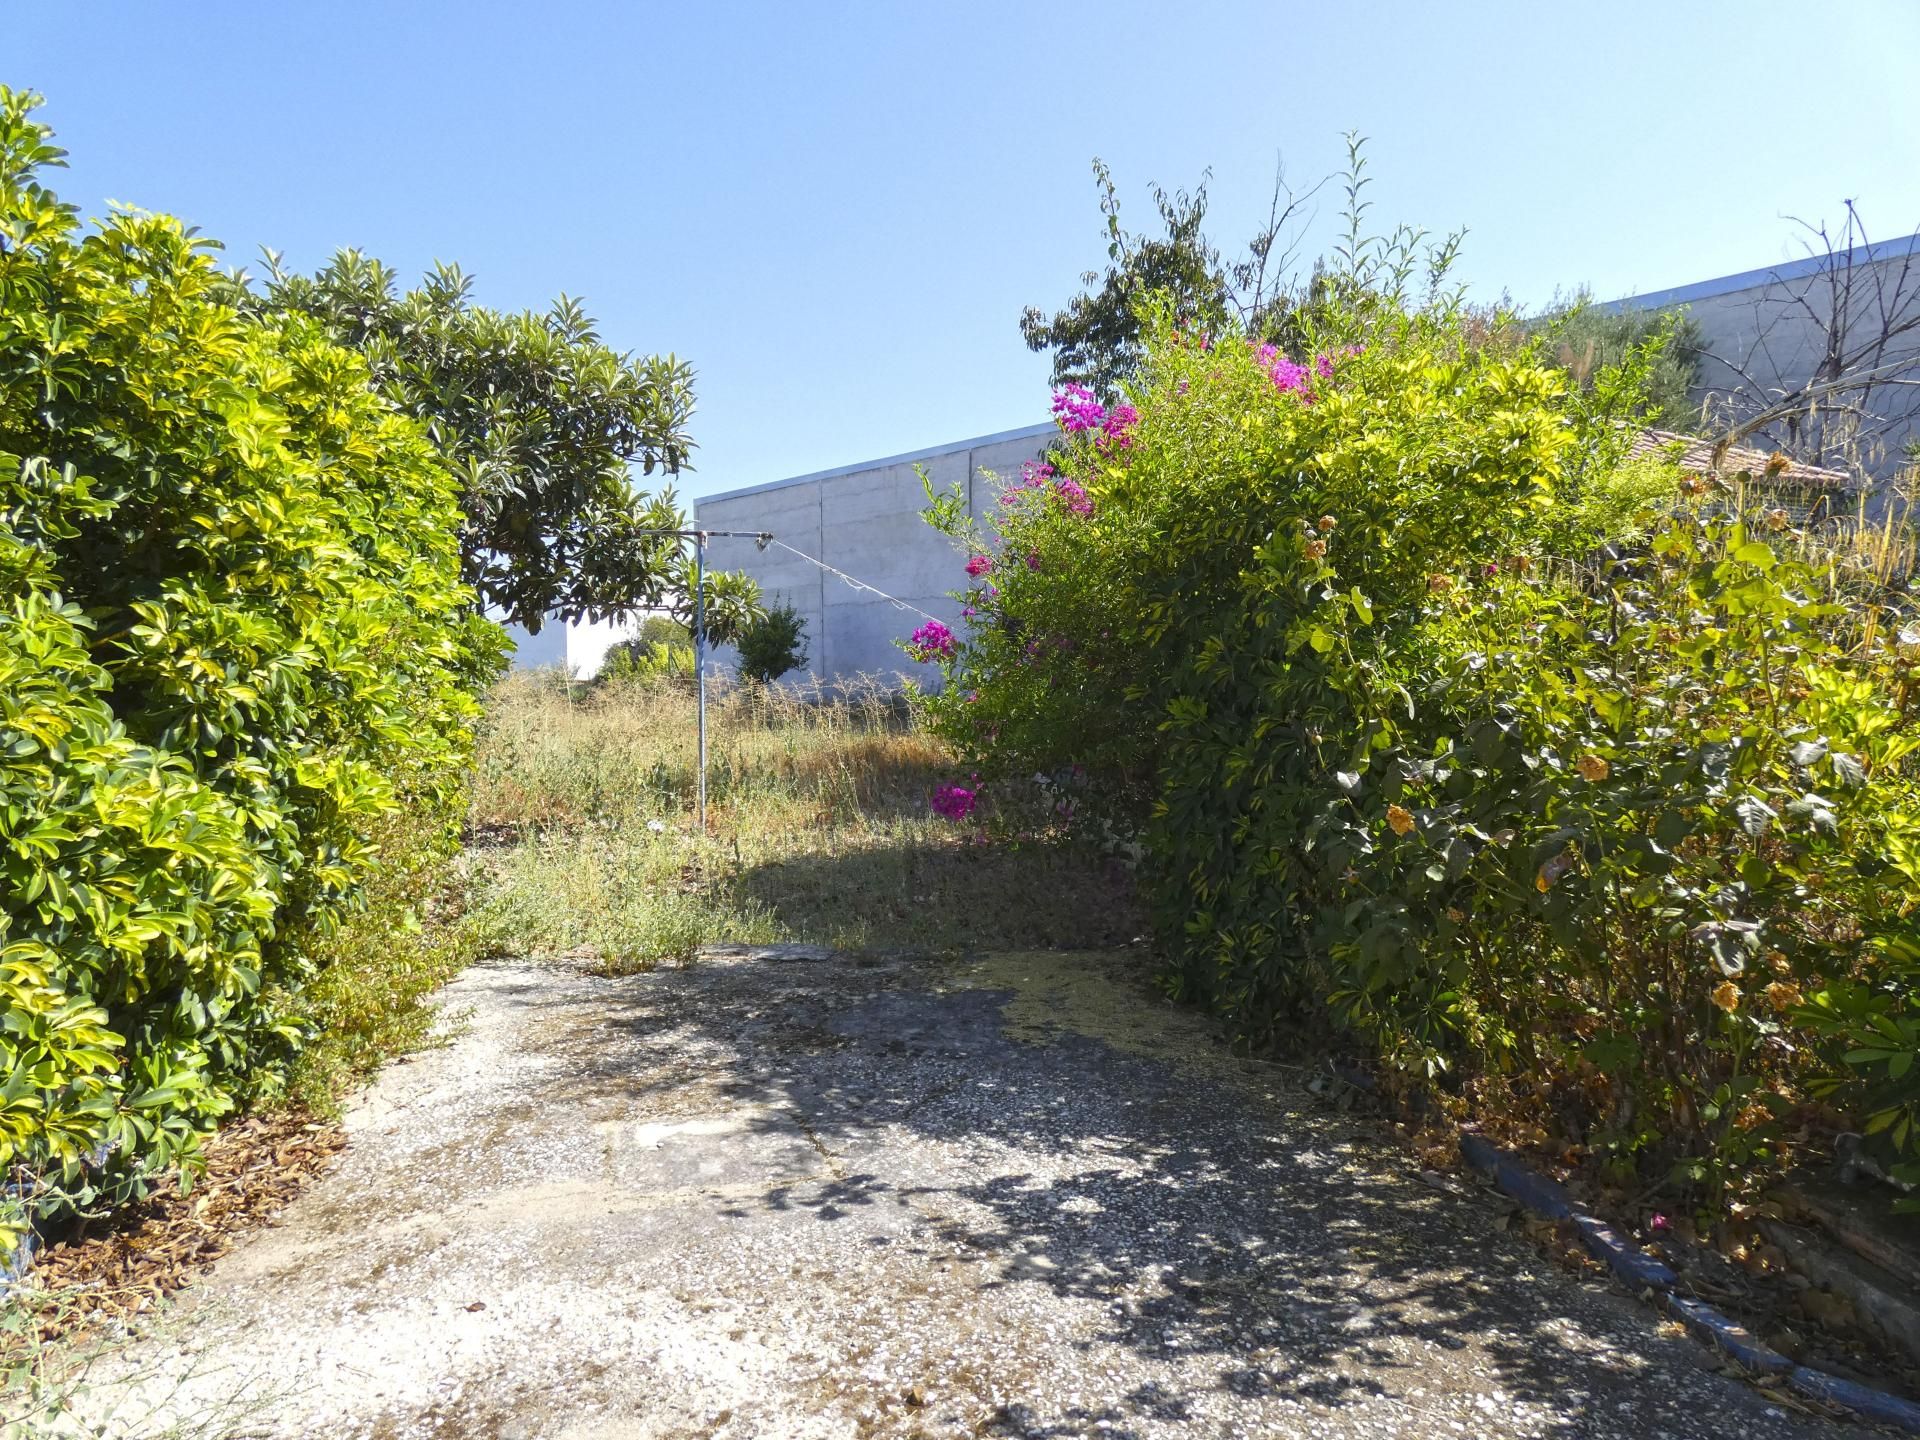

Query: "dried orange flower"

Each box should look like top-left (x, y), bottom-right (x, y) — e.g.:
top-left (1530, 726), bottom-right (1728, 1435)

top-left (1710, 981), bottom-right (1742, 1013)
top-left (1766, 949), bottom-right (1791, 975)
top-left (1576, 754), bottom-right (1610, 783)
top-left (1536, 850), bottom-right (1577, 891)
top-left (1304, 538), bottom-right (1328, 560)
top-left (1446, 907), bottom-right (1466, 924)
top-left (1317, 515), bottom-right (1337, 532)
top-left (1764, 508), bottom-right (1790, 533)
top-left (1766, 981), bottom-right (1803, 1012)
top-left (1426, 573), bottom-right (1454, 594)
top-left (1765, 451), bottom-right (1792, 478)
top-left (1387, 804), bottom-right (1416, 836)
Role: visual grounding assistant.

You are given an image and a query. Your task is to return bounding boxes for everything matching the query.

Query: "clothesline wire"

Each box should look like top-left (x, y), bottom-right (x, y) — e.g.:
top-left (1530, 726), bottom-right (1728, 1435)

top-left (763, 538), bottom-right (943, 625)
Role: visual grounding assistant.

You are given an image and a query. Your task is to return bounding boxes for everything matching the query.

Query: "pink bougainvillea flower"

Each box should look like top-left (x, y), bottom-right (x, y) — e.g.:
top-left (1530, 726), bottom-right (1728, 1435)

top-left (931, 782), bottom-right (978, 821)
top-left (965, 554), bottom-right (992, 578)
top-left (1270, 355), bottom-right (1313, 399)
top-left (908, 619), bottom-right (957, 662)
top-left (1026, 552), bottom-right (1042, 571)
top-left (1051, 384), bottom-right (1105, 434)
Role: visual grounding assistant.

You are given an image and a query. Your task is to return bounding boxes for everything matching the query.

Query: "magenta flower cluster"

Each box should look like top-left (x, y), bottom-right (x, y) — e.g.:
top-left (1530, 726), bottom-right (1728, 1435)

top-left (1052, 476), bottom-right (1093, 515)
top-left (930, 782), bottom-right (978, 821)
top-left (998, 460), bottom-right (1094, 518)
top-left (965, 553), bottom-right (993, 578)
top-left (1051, 384), bottom-right (1138, 453)
top-left (1255, 342), bottom-right (1359, 401)
top-left (908, 618), bottom-right (957, 662)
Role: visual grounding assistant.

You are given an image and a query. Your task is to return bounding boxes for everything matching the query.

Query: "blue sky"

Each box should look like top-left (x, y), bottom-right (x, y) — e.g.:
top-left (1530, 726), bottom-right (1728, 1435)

top-left (10, 1), bottom-right (1920, 498)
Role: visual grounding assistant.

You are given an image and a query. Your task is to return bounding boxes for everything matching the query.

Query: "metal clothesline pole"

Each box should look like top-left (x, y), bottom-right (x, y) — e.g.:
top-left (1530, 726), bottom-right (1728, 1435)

top-left (693, 532), bottom-right (705, 831)
top-left (631, 528), bottom-right (773, 833)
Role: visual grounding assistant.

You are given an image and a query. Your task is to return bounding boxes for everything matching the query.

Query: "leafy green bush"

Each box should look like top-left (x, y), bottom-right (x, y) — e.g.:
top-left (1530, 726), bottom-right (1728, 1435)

top-left (735, 601), bottom-right (809, 685)
top-left (600, 637), bottom-right (695, 683)
top-left (921, 214), bottom-right (1920, 1203)
top-left (0, 89), bottom-right (502, 1229)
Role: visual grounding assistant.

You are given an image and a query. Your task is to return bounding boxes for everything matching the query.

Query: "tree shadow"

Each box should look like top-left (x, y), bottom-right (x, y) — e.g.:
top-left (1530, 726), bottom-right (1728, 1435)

top-left (727, 836), bottom-right (1144, 953)
top-left (521, 926), bottom-right (1830, 1438)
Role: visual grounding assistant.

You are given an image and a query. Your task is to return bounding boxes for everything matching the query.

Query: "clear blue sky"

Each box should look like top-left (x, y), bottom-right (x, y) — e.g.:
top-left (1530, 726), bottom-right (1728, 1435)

top-left (10, 1), bottom-right (1920, 498)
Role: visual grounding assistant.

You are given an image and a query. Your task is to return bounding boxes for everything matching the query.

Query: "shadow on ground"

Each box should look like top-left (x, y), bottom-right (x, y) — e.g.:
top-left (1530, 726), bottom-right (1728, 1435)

top-left (728, 836), bottom-right (1145, 952)
top-left (520, 939), bottom-right (1827, 1440)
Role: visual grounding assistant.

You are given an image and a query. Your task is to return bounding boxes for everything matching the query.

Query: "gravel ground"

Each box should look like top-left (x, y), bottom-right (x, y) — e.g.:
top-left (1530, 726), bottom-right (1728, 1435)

top-left (73, 946), bottom-right (1848, 1439)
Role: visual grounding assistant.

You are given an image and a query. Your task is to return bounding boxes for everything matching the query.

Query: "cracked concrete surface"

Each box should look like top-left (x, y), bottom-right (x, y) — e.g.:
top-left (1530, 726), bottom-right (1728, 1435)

top-left (79, 947), bottom-right (1845, 1438)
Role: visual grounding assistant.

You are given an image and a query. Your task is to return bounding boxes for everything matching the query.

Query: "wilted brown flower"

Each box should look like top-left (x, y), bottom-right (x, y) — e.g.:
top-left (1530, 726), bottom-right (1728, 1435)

top-left (1304, 538), bottom-right (1328, 560)
top-left (1681, 473), bottom-right (1710, 497)
top-left (1764, 508), bottom-right (1790, 533)
top-left (1446, 907), bottom-right (1466, 924)
top-left (1576, 754), bottom-right (1610, 783)
top-left (1317, 515), bottom-right (1337, 532)
top-left (1426, 573), bottom-right (1454, 594)
top-left (1710, 981), bottom-right (1742, 1013)
top-left (1766, 949), bottom-right (1791, 976)
top-left (1765, 981), bottom-right (1803, 1012)
top-left (1536, 849), bottom-right (1578, 891)
top-left (1765, 451), bottom-right (1792, 478)
top-left (1386, 804), bottom-right (1416, 836)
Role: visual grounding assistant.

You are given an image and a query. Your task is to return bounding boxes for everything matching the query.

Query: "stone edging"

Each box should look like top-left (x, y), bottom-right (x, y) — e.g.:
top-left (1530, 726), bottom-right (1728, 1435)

top-left (1461, 1132), bottom-right (1920, 1434)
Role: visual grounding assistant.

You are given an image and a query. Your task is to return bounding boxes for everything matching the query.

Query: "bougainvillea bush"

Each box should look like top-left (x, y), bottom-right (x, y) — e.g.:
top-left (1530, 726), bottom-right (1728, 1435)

top-left (918, 229), bottom-right (1920, 1203)
top-left (0, 89), bottom-right (503, 1231)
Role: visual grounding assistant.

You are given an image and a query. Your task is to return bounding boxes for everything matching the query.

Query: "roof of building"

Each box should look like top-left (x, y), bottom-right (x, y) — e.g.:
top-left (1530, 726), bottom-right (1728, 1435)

top-left (695, 422), bottom-right (1055, 507)
top-left (1602, 232), bottom-right (1920, 313)
top-left (1625, 428), bottom-right (1860, 491)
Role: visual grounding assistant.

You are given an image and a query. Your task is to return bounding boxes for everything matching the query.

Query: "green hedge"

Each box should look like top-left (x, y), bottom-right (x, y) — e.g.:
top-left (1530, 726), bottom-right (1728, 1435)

top-left (0, 89), bottom-right (503, 1227)
top-left (923, 267), bottom-right (1920, 1203)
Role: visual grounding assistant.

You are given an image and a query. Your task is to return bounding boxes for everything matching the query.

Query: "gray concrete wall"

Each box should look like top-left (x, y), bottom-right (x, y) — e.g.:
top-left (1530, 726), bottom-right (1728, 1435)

top-left (694, 423), bottom-right (1054, 690)
top-left (1607, 233), bottom-right (1920, 484)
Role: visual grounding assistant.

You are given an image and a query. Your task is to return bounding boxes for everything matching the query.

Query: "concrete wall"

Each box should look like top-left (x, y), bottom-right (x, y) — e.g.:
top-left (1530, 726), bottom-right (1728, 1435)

top-left (693, 423), bottom-right (1054, 689)
top-left (501, 620), bottom-right (566, 671)
top-left (1607, 232), bottom-right (1920, 483)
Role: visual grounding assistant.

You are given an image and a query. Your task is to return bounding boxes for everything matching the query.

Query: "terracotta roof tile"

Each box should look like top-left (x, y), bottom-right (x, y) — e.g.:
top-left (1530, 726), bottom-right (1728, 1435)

top-left (1625, 429), bottom-right (1860, 491)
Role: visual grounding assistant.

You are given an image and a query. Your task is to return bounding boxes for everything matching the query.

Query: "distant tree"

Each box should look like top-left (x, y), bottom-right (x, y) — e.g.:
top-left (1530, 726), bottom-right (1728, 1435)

top-left (637, 614), bottom-right (692, 650)
top-left (1531, 295), bottom-right (1704, 431)
top-left (734, 601), bottom-right (810, 685)
top-left (598, 635), bottom-right (694, 683)
top-left (1021, 157), bottom-right (1325, 400)
top-left (244, 251), bottom-right (760, 641)
top-left (1024, 142), bottom-right (1721, 435)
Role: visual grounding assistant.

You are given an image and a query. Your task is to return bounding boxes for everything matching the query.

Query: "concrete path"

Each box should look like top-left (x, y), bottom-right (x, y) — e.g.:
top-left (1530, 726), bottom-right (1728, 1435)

top-left (86, 947), bottom-right (1841, 1439)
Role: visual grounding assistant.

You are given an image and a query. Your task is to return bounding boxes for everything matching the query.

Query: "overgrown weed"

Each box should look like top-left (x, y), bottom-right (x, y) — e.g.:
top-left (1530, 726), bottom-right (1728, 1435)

top-left (465, 672), bottom-right (1141, 965)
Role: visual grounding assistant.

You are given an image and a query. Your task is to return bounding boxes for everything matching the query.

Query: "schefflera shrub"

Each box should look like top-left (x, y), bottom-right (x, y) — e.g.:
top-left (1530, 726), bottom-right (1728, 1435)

top-left (923, 274), bottom-right (1920, 1201)
top-left (0, 89), bottom-right (502, 1226)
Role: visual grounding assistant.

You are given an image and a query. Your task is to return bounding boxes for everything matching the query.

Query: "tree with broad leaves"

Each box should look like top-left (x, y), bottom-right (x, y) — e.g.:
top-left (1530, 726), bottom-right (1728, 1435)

top-left (242, 251), bottom-right (760, 642)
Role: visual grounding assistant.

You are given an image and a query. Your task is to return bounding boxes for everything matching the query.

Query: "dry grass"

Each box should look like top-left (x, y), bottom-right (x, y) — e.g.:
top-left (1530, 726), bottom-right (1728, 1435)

top-left (464, 672), bottom-right (1141, 968)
